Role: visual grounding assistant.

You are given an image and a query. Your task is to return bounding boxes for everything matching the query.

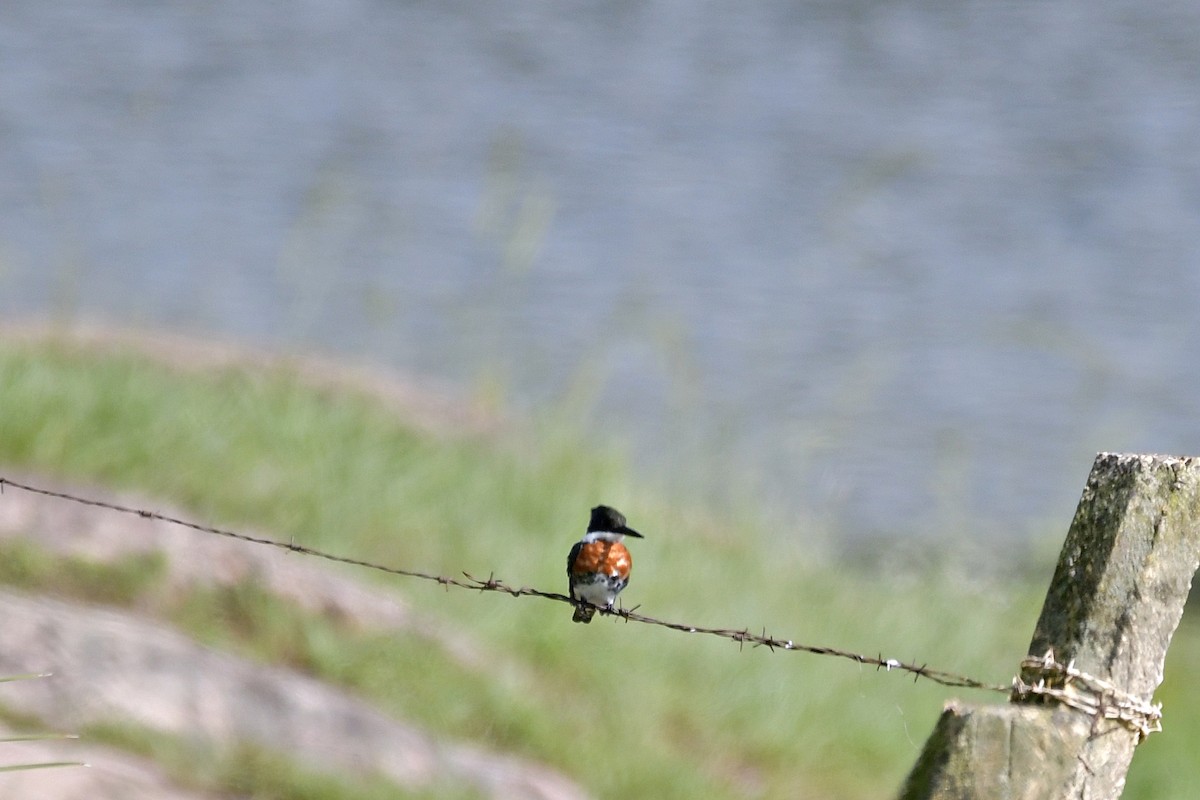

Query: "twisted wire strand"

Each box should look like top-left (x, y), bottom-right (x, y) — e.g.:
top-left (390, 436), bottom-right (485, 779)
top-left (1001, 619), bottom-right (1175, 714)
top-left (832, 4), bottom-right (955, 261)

top-left (0, 475), bottom-right (1009, 693)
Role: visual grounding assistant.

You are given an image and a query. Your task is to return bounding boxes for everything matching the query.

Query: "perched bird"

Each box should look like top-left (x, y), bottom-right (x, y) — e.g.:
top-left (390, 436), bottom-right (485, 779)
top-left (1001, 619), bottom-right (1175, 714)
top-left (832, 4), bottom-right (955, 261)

top-left (566, 505), bottom-right (644, 623)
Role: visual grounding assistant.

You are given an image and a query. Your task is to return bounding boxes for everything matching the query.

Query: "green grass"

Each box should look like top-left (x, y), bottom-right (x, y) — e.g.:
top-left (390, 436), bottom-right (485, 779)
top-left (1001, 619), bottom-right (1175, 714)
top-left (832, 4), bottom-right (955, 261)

top-left (0, 539), bottom-right (166, 606)
top-left (86, 720), bottom-right (474, 800)
top-left (0, 338), bottom-right (1195, 798)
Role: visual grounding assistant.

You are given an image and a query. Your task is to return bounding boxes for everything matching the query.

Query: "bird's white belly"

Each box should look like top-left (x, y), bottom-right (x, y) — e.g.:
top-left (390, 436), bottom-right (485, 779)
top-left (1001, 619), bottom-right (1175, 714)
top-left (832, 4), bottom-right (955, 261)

top-left (572, 576), bottom-right (620, 607)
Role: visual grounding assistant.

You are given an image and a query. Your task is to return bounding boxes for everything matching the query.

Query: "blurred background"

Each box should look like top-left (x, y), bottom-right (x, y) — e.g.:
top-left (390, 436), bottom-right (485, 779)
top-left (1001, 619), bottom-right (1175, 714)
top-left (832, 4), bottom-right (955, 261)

top-left (3, 4), bottom-right (1200, 798)
top-left (4, 1), bottom-right (1200, 552)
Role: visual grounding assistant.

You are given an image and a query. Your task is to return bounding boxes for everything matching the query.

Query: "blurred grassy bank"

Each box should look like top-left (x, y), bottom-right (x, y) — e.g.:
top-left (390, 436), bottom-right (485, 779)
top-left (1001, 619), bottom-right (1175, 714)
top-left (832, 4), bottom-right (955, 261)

top-left (0, 334), bottom-right (1195, 798)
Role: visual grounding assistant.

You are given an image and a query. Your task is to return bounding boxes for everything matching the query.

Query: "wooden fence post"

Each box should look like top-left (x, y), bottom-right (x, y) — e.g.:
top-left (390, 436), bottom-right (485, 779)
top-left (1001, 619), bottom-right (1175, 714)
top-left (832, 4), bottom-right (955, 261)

top-left (898, 453), bottom-right (1200, 800)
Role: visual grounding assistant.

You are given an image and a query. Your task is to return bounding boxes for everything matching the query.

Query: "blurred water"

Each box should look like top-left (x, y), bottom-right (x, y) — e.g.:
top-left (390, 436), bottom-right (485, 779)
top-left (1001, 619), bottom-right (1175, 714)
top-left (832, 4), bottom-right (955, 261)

top-left (3, 1), bottom-right (1200, 545)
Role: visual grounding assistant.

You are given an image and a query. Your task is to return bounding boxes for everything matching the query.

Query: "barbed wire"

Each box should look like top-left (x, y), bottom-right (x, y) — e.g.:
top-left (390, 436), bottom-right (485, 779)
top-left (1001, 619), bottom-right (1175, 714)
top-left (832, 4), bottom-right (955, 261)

top-left (0, 475), bottom-right (1010, 694)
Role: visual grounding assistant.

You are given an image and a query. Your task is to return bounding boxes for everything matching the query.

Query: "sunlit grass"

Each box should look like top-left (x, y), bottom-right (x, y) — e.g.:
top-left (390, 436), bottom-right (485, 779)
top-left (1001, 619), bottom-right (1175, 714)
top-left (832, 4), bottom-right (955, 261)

top-left (0, 339), bottom-right (1194, 798)
top-left (0, 540), bottom-right (166, 606)
top-left (87, 720), bottom-right (468, 800)
top-left (0, 683), bottom-right (85, 774)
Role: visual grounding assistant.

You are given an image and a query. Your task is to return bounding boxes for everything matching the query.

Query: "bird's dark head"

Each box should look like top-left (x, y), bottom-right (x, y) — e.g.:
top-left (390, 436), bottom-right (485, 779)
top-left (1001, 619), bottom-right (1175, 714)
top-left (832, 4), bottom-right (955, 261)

top-left (588, 505), bottom-right (643, 538)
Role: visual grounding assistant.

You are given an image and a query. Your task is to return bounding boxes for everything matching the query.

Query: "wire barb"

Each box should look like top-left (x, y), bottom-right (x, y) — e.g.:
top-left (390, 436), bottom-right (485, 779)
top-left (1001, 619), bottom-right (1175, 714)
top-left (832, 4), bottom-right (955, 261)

top-left (0, 474), bottom-right (1013, 693)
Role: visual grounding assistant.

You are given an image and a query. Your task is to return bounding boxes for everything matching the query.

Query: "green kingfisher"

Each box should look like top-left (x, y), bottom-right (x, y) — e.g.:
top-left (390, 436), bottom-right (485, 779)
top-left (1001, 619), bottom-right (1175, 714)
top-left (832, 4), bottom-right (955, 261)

top-left (566, 505), bottom-right (644, 623)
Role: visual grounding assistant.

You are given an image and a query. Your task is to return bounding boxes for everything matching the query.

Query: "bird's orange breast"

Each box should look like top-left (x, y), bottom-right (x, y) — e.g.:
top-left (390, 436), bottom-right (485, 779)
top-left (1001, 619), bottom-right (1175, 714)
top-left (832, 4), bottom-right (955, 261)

top-left (571, 540), bottom-right (632, 579)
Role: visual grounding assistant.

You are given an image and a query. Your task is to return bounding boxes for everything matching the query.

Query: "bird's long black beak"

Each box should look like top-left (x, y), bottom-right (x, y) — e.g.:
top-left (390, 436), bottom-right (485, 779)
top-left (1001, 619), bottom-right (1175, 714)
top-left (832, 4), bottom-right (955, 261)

top-left (620, 526), bottom-right (644, 539)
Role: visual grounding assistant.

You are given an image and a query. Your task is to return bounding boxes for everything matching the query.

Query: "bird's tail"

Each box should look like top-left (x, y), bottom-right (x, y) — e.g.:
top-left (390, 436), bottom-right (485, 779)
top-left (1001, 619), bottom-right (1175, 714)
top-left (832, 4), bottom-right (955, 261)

top-left (572, 603), bottom-right (595, 623)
